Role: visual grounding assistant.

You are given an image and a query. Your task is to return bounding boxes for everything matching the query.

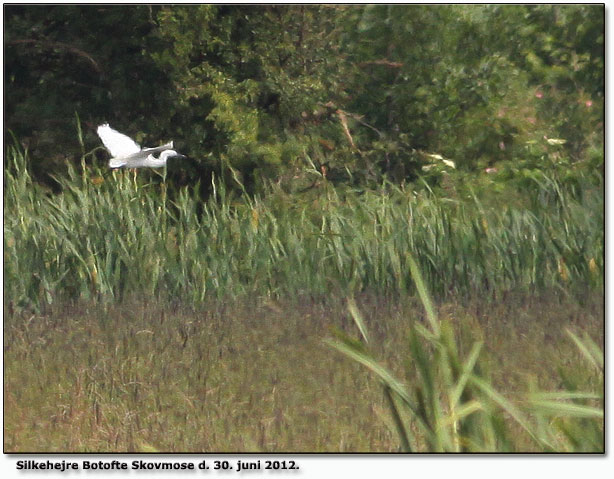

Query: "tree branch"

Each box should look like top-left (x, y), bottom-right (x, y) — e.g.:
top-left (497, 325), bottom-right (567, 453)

top-left (358, 59), bottom-right (404, 69)
top-left (8, 38), bottom-right (102, 75)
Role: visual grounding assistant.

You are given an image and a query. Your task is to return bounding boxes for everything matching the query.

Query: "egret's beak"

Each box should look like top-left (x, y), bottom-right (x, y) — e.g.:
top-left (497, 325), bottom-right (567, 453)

top-left (174, 154), bottom-right (187, 160)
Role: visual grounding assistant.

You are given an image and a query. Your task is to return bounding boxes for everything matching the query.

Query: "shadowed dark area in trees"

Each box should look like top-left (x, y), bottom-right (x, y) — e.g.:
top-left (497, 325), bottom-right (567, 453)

top-left (4, 5), bottom-right (603, 197)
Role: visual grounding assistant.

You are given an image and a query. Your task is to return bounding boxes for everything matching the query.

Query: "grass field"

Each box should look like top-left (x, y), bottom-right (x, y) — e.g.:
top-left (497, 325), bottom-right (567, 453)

top-left (4, 291), bottom-right (603, 452)
top-left (4, 144), bottom-right (604, 452)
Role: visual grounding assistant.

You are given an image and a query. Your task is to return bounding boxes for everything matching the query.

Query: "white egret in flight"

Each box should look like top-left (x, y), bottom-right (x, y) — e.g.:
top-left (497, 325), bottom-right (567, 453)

top-left (97, 123), bottom-right (185, 168)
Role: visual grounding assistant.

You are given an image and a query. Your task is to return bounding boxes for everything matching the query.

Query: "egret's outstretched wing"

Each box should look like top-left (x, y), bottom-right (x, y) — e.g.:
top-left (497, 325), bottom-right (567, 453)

top-left (97, 124), bottom-right (141, 158)
top-left (141, 142), bottom-right (174, 154)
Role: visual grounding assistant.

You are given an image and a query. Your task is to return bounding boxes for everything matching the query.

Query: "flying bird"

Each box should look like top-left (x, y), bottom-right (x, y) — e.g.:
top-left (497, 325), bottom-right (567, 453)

top-left (97, 123), bottom-right (185, 168)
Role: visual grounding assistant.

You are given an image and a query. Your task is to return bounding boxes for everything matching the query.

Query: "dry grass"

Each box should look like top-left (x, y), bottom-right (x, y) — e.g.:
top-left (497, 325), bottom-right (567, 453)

top-left (4, 291), bottom-right (602, 452)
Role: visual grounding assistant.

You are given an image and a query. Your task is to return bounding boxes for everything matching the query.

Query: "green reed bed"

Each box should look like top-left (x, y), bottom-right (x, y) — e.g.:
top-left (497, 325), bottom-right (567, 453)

top-left (4, 144), bottom-right (603, 311)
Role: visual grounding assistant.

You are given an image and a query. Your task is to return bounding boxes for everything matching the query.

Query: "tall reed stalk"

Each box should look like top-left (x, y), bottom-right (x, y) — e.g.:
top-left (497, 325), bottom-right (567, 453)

top-left (327, 257), bottom-right (603, 452)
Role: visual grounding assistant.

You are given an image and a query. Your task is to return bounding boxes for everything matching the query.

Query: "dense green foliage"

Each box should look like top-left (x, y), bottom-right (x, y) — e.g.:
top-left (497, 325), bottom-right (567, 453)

top-left (5, 5), bottom-right (604, 192)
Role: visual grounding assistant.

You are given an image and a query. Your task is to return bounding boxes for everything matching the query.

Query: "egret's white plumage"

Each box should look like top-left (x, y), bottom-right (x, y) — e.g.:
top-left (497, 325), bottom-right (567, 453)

top-left (97, 123), bottom-right (185, 168)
